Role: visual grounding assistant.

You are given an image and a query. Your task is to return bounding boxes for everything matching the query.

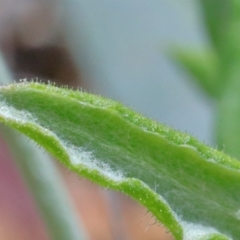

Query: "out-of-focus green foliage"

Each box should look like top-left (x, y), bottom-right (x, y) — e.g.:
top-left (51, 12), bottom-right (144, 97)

top-left (174, 1), bottom-right (240, 159)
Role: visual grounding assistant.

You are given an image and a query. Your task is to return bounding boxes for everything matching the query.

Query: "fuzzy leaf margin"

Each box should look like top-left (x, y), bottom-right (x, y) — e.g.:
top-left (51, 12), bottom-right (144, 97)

top-left (0, 82), bottom-right (240, 240)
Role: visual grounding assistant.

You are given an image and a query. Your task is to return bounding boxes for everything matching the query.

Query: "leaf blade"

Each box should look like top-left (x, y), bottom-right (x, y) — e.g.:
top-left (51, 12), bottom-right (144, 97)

top-left (1, 82), bottom-right (240, 239)
top-left (171, 47), bottom-right (219, 98)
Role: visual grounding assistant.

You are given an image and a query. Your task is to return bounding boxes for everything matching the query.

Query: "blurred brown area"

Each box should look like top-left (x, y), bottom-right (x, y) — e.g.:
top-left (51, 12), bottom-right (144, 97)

top-left (0, 0), bottom-right (81, 86)
top-left (0, 1), bottom-right (172, 239)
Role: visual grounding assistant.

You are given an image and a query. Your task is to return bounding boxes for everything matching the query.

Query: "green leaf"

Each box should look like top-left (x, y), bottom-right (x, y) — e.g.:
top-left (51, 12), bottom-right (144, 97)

top-left (171, 48), bottom-right (219, 98)
top-left (199, 233), bottom-right (230, 240)
top-left (199, 0), bottom-right (232, 51)
top-left (216, 74), bottom-right (240, 159)
top-left (0, 82), bottom-right (240, 239)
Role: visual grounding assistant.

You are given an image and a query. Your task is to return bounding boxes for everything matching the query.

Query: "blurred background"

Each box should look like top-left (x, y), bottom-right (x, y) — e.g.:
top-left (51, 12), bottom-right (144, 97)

top-left (0, 0), bottom-right (214, 239)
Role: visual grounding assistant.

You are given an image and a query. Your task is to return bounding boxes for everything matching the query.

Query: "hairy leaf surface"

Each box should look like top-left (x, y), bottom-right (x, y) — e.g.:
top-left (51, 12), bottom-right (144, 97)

top-left (0, 82), bottom-right (240, 240)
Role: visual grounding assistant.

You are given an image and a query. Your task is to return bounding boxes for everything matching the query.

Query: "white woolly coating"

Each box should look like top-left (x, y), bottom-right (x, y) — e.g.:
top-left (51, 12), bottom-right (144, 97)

top-left (66, 144), bottom-right (124, 182)
top-left (181, 220), bottom-right (232, 240)
top-left (0, 101), bottom-right (37, 123)
top-left (0, 100), bottom-right (124, 182)
top-left (235, 209), bottom-right (240, 220)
